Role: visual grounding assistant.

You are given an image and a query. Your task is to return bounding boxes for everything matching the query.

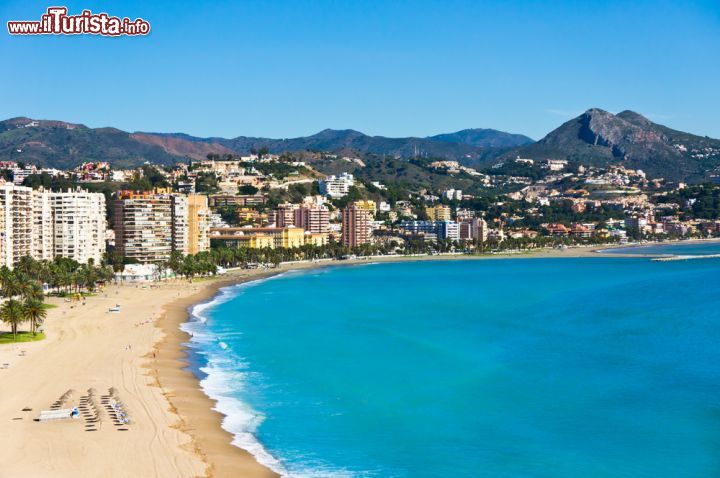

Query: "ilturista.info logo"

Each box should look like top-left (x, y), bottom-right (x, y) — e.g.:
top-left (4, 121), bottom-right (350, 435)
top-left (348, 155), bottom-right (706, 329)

top-left (7, 7), bottom-right (151, 36)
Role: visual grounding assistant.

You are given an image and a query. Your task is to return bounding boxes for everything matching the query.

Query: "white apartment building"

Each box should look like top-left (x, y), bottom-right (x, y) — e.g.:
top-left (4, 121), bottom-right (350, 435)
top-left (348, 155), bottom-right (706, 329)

top-left (171, 194), bottom-right (189, 255)
top-left (50, 189), bottom-right (106, 265)
top-left (0, 183), bottom-right (33, 268)
top-left (443, 189), bottom-right (463, 201)
top-left (319, 173), bottom-right (355, 198)
top-left (0, 183), bottom-right (105, 268)
top-left (31, 190), bottom-right (53, 261)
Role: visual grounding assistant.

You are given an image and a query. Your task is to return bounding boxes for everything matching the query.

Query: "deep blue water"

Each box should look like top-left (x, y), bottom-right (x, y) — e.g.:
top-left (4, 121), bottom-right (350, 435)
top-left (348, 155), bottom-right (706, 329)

top-left (183, 250), bottom-right (720, 477)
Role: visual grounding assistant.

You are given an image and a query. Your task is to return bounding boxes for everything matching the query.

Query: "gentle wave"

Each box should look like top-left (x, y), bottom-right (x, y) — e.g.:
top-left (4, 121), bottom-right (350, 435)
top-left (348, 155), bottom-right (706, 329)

top-left (181, 273), bottom-right (355, 478)
top-left (181, 277), bottom-right (288, 475)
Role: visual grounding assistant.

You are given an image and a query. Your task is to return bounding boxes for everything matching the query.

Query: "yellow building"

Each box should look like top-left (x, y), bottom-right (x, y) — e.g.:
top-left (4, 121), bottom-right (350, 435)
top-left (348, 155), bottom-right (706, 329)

top-left (282, 227), bottom-right (306, 248)
top-left (354, 200), bottom-right (377, 214)
top-left (249, 233), bottom-right (274, 249)
top-left (426, 205), bottom-right (452, 221)
top-left (237, 207), bottom-right (261, 222)
top-left (210, 226), bottom-right (308, 250)
top-left (187, 194), bottom-right (210, 255)
top-left (305, 232), bottom-right (329, 246)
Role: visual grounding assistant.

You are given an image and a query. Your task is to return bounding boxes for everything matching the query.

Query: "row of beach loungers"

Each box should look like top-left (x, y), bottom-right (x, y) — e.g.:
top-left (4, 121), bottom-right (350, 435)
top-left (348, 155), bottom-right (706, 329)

top-left (79, 389), bottom-right (101, 431)
top-left (37, 388), bottom-right (131, 431)
top-left (102, 387), bottom-right (131, 430)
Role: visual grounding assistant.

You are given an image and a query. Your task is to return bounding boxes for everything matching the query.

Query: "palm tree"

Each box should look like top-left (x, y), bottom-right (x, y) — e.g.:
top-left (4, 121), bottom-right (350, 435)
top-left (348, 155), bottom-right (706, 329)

top-left (0, 299), bottom-right (25, 341)
top-left (2, 276), bottom-right (22, 299)
top-left (0, 266), bottom-right (13, 292)
top-left (23, 299), bottom-right (47, 336)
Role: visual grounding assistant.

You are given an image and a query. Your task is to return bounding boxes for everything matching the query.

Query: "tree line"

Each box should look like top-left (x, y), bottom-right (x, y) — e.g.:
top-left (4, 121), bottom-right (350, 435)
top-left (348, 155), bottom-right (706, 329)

top-left (0, 257), bottom-right (115, 341)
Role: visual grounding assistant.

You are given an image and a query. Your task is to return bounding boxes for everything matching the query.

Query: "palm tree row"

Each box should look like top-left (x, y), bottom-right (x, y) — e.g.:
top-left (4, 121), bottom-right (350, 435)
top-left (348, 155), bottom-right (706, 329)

top-left (0, 262), bottom-right (51, 341)
top-left (0, 256), bottom-right (113, 341)
top-left (3, 256), bottom-right (115, 295)
top-left (160, 240), bottom-right (401, 280)
top-left (0, 298), bottom-right (46, 341)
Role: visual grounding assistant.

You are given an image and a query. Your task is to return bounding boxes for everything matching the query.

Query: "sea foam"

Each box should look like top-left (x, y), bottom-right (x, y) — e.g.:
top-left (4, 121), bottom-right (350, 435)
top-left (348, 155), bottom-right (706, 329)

top-left (181, 274), bottom-right (351, 477)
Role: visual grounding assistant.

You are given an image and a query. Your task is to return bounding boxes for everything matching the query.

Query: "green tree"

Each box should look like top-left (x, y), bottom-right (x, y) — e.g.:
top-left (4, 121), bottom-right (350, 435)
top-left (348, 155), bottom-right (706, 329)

top-left (23, 299), bottom-right (47, 336)
top-left (238, 184), bottom-right (259, 195)
top-left (0, 299), bottom-right (25, 341)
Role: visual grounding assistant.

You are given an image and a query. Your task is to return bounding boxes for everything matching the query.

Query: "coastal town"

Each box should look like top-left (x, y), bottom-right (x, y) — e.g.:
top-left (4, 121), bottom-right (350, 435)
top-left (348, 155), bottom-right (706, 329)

top-left (0, 149), bottom-right (716, 280)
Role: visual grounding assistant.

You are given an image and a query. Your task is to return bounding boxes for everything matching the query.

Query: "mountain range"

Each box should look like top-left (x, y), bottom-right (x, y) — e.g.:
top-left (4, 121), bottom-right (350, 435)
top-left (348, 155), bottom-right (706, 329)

top-left (0, 118), bottom-right (532, 170)
top-left (1, 109), bottom-right (719, 182)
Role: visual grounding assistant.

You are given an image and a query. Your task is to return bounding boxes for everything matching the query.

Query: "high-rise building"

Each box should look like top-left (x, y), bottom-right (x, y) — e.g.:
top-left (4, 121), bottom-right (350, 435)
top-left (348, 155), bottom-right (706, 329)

top-left (436, 221), bottom-right (460, 241)
top-left (114, 191), bottom-right (173, 263)
top-left (187, 194), bottom-right (210, 255)
top-left (0, 183), bottom-right (33, 268)
top-left (272, 203), bottom-right (298, 228)
top-left (471, 217), bottom-right (488, 242)
top-left (31, 189), bottom-right (53, 261)
top-left (294, 205), bottom-right (330, 233)
top-left (171, 195), bottom-right (189, 254)
top-left (341, 205), bottom-right (372, 248)
top-left (50, 189), bottom-right (106, 265)
top-left (115, 191), bottom-right (210, 263)
top-left (0, 183), bottom-right (106, 268)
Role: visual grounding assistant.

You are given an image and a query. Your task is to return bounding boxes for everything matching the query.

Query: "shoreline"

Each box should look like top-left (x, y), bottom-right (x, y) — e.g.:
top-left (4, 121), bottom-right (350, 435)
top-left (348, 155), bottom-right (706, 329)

top-left (150, 244), bottom-right (631, 476)
top-left (0, 239), bottom-right (707, 477)
top-left (152, 271), bottom-right (281, 478)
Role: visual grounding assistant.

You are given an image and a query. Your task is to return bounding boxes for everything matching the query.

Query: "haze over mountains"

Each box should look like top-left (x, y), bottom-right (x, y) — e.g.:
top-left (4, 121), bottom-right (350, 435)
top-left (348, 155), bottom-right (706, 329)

top-left (1, 109), bottom-right (719, 181)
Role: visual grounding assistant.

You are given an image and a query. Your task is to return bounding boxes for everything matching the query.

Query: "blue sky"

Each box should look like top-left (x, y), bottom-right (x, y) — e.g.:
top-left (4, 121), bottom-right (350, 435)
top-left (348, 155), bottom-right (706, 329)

top-left (1, 0), bottom-right (718, 140)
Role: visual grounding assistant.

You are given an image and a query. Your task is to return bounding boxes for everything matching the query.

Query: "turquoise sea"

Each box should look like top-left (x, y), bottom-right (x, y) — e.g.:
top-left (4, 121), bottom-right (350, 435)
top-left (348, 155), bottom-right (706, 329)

top-left (183, 246), bottom-right (720, 477)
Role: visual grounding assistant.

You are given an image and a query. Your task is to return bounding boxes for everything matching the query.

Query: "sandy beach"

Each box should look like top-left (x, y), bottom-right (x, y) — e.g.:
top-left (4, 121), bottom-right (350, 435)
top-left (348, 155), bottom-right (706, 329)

top-left (0, 244), bottom-right (654, 478)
